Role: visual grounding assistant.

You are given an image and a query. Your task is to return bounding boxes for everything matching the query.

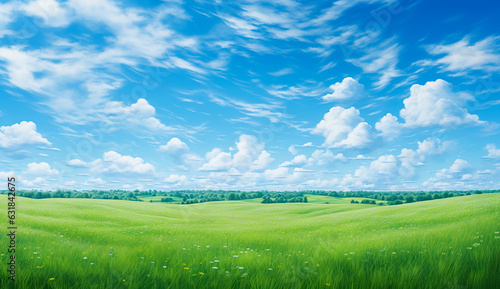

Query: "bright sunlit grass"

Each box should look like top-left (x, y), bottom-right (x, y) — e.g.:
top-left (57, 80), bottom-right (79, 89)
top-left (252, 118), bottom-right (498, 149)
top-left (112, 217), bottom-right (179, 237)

top-left (1, 193), bottom-right (498, 289)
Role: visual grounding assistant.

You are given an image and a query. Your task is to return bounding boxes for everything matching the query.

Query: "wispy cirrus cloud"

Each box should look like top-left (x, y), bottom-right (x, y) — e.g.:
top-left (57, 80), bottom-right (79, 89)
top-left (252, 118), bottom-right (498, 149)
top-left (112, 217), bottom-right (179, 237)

top-left (418, 36), bottom-right (500, 74)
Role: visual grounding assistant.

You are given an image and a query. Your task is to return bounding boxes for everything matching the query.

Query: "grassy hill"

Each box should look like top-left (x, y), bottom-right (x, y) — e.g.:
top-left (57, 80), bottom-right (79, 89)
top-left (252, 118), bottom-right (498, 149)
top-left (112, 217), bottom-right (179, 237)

top-left (1, 194), bottom-right (498, 288)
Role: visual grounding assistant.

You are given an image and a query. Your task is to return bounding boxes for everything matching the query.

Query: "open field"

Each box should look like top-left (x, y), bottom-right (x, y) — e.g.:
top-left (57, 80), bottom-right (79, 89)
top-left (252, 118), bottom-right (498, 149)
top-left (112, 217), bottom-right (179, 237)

top-left (1, 194), bottom-right (499, 288)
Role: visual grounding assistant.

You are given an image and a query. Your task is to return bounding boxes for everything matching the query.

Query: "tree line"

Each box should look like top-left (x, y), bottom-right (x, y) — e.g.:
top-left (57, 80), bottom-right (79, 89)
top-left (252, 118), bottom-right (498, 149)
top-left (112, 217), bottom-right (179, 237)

top-left (2, 189), bottom-right (497, 206)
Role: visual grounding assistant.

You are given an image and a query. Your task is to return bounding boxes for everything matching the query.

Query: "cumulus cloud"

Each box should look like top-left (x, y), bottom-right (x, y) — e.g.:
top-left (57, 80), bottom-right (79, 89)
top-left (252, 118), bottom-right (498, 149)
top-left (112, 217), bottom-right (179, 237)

top-left (90, 151), bottom-right (155, 175)
top-left (485, 144), bottom-right (500, 158)
top-left (67, 159), bottom-right (88, 167)
top-left (322, 77), bottom-right (364, 101)
top-left (200, 134), bottom-right (273, 172)
top-left (280, 154), bottom-right (308, 167)
top-left (105, 98), bottom-right (176, 132)
top-left (340, 137), bottom-right (450, 189)
top-left (159, 137), bottom-right (189, 153)
top-left (21, 177), bottom-right (48, 189)
top-left (398, 138), bottom-right (451, 177)
top-left (312, 106), bottom-right (372, 148)
top-left (24, 162), bottom-right (59, 176)
top-left (164, 174), bottom-right (188, 186)
top-left (400, 79), bottom-right (485, 127)
top-left (375, 113), bottom-right (404, 140)
top-left (0, 121), bottom-right (51, 149)
top-left (341, 155), bottom-right (398, 189)
top-left (423, 159), bottom-right (482, 189)
top-left (0, 171), bottom-right (16, 180)
top-left (309, 150), bottom-right (346, 166)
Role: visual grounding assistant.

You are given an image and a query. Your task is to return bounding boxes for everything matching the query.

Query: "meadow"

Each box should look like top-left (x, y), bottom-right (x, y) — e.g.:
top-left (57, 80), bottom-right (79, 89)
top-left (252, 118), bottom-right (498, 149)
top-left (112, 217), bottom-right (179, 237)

top-left (1, 193), bottom-right (499, 289)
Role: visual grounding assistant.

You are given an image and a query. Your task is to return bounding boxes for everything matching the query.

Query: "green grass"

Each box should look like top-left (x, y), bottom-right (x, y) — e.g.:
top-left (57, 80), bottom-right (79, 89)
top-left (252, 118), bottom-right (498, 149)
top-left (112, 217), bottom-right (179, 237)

top-left (1, 194), bottom-right (499, 288)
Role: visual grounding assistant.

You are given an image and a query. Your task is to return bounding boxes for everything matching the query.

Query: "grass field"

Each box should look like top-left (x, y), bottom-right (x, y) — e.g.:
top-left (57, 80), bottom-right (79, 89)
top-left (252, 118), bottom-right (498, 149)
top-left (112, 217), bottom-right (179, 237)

top-left (1, 194), bottom-right (499, 288)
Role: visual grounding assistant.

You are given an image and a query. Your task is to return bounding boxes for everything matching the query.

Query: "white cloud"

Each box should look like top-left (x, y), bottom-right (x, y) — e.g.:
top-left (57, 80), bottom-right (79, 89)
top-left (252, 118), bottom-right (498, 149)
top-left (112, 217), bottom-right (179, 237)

top-left (269, 67), bottom-right (294, 77)
top-left (485, 144), bottom-right (500, 158)
top-left (400, 79), bottom-right (486, 127)
top-left (200, 134), bottom-right (273, 172)
top-left (309, 150), bottom-right (346, 166)
top-left (340, 137), bottom-right (450, 189)
top-left (159, 138), bottom-right (189, 153)
top-left (164, 174), bottom-right (187, 185)
top-left (322, 77), bottom-right (364, 101)
top-left (398, 137), bottom-right (451, 177)
top-left (264, 167), bottom-right (289, 180)
top-left (209, 94), bottom-right (285, 123)
top-left (375, 113), bottom-right (403, 139)
top-left (424, 159), bottom-right (498, 190)
top-left (280, 154), bottom-right (308, 167)
top-left (105, 98), bottom-right (176, 132)
top-left (424, 159), bottom-right (474, 187)
top-left (67, 159), bottom-right (88, 167)
top-left (170, 56), bottom-right (207, 74)
top-left (334, 122), bottom-right (372, 148)
top-left (0, 171), bottom-right (16, 181)
top-left (21, 177), bottom-right (47, 188)
top-left (0, 0), bottom-right (224, 127)
top-left (90, 151), bottom-right (155, 175)
top-left (346, 39), bottom-right (402, 88)
top-left (312, 106), bottom-right (372, 148)
top-left (0, 2), bottom-right (15, 38)
top-left (22, 0), bottom-right (70, 27)
top-left (200, 149), bottom-right (232, 171)
top-left (265, 82), bottom-right (326, 100)
top-left (0, 121), bottom-right (51, 149)
top-left (85, 177), bottom-right (105, 184)
top-left (422, 36), bottom-right (500, 72)
top-left (341, 154), bottom-right (398, 189)
top-left (352, 155), bottom-right (374, 160)
top-left (24, 162), bottom-right (59, 176)
top-left (449, 159), bottom-right (472, 175)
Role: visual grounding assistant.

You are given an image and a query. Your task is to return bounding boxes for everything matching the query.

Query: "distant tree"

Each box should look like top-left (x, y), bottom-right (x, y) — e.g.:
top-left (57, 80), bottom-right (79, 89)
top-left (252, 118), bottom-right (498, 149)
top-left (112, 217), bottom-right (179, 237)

top-left (405, 196), bottom-right (414, 203)
top-left (228, 193), bottom-right (236, 200)
top-left (303, 196), bottom-right (308, 203)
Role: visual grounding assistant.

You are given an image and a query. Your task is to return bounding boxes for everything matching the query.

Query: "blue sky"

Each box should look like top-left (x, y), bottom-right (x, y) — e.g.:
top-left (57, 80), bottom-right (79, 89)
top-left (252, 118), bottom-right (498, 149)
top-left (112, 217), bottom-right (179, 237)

top-left (0, 0), bottom-right (499, 191)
